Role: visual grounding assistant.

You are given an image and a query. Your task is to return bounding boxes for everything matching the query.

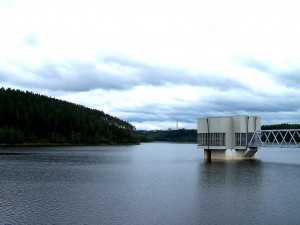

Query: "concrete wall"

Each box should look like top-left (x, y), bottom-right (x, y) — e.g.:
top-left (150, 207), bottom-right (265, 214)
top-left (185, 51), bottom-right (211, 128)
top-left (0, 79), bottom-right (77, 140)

top-left (204, 149), bottom-right (257, 161)
top-left (232, 115), bottom-right (261, 133)
top-left (197, 116), bottom-right (232, 149)
top-left (232, 115), bottom-right (247, 133)
top-left (198, 115), bottom-right (261, 149)
top-left (232, 115), bottom-right (261, 149)
top-left (248, 116), bottom-right (261, 132)
top-left (198, 115), bottom-right (261, 160)
top-left (197, 116), bottom-right (232, 133)
top-left (197, 118), bottom-right (208, 133)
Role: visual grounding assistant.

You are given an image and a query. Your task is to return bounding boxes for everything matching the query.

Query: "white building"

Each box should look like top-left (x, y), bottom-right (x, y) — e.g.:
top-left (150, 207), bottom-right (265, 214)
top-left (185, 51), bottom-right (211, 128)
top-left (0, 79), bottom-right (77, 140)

top-left (197, 115), bottom-right (261, 161)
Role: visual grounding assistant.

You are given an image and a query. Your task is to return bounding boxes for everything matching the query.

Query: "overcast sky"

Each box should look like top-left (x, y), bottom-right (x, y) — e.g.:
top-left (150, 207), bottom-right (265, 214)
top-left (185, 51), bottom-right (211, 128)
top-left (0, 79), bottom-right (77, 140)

top-left (1, 0), bottom-right (300, 130)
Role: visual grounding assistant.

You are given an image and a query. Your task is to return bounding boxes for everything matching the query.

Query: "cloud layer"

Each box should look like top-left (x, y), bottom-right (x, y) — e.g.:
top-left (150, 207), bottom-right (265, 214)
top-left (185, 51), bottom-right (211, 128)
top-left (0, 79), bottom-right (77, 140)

top-left (1, 0), bottom-right (300, 129)
top-left (1, 53), bottom-right (248, 92)
top-left (1, 50), bottom-right (300, 130)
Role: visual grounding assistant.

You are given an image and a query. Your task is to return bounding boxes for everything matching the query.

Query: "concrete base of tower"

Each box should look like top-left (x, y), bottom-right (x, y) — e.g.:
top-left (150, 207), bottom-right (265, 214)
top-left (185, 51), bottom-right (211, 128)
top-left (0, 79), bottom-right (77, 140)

top-left (204, 149), bottom-right (257, 161)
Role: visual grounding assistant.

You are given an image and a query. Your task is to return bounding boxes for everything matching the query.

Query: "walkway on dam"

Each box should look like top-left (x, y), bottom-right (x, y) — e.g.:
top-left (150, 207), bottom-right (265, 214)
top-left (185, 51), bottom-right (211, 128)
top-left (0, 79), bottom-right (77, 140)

top-left (248, 129), bottom-right (300, 148)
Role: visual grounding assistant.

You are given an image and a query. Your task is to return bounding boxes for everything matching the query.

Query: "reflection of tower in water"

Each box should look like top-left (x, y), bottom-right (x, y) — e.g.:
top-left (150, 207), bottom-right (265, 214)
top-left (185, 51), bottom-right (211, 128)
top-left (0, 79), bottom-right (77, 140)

top-left (196, 161), bottom-right (264, 223)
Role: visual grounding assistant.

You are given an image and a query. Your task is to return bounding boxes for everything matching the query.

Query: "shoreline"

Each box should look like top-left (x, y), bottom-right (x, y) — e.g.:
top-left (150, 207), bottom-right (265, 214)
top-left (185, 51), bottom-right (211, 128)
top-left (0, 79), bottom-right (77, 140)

top-left (0, 142), bottom-right (140, 147)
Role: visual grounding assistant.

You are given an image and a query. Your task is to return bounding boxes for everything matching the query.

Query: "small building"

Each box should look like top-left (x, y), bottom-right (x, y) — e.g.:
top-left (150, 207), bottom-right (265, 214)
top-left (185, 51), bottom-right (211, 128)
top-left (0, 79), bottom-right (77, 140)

top-left (197, 115), bottom-right (261, 161)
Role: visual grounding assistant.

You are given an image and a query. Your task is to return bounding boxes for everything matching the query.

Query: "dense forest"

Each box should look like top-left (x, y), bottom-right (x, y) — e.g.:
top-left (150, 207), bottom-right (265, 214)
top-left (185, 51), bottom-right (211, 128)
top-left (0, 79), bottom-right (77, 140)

top-left (261, 124), bottom-right (300, 142)
top-left (0, 88), bottom-right (139, 145)
top-left (136, 129), bottom-right (197, 143)
top-left (262, 124), bottom-right (300, 130)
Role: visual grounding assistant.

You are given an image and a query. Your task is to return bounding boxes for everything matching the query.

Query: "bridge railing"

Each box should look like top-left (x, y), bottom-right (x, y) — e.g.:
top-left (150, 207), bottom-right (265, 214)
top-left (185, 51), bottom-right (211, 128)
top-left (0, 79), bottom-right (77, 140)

top-left (248, 129), bottom-right (300, 148)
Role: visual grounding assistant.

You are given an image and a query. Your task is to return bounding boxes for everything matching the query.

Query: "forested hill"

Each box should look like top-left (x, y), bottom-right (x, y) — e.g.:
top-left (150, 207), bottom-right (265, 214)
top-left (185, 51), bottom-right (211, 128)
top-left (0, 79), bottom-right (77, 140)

top-left (136, 129), bottom-right (197, 143)
top-left (262, 124), bottom-right (300, 130)
top-left (0, 88), bottom-right (139, 145)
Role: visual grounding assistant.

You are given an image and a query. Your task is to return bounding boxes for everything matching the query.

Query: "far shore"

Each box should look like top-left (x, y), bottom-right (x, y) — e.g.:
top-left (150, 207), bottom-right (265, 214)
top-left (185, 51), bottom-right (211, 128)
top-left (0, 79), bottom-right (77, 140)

top-left (0, 142), bottom-right (140, 147)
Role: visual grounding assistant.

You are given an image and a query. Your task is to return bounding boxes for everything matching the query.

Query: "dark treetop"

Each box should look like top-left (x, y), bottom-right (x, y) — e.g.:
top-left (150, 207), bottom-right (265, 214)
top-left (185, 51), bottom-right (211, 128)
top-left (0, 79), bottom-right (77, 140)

top-left (0, 87), bottom-right (139, 145)
top-left (135, 129), bottom-right (197, 143)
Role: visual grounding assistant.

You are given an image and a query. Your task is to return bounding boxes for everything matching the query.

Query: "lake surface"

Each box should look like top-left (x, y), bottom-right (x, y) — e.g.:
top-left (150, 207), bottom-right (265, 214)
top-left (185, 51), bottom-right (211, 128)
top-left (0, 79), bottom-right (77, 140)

top-left (0, 142), bottom-right (300, 224)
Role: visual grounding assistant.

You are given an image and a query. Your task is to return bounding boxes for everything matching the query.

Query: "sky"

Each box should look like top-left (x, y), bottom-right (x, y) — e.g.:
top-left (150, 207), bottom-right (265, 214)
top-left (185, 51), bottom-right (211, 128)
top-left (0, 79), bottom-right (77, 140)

top-left (1, 0), bottom-right (300, 130)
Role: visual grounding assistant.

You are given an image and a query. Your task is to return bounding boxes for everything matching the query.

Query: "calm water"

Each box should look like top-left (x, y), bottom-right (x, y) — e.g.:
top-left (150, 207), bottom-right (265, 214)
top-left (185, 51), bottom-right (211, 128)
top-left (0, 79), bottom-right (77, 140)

top-left (0, 143), bottom-right (300, 224)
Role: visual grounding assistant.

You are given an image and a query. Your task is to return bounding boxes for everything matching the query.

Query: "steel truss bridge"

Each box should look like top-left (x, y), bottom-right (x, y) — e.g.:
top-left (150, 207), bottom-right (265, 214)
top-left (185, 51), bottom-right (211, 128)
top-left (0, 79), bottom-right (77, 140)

top-left (248, 129), bottom-right (300, 148)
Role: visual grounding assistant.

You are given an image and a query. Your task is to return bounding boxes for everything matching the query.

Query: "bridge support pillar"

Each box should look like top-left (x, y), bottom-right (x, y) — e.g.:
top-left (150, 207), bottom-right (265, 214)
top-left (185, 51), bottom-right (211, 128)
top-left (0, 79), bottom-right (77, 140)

top-left (204, 149), bottom-right (257, 161)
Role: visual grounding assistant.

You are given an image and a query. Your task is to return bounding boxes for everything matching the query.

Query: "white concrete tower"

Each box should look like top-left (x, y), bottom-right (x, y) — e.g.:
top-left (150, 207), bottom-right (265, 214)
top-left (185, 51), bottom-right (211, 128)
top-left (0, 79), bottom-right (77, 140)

top-left (197, 115), bottom-right (261, 161)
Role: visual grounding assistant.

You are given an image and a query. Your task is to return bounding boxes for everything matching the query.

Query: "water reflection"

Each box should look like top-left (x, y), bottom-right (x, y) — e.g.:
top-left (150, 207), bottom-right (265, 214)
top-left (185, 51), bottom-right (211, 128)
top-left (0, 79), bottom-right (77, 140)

top-left (196, 161), bottom-right (265, 224)
top-left (199, 160), bottom-right (263, 187)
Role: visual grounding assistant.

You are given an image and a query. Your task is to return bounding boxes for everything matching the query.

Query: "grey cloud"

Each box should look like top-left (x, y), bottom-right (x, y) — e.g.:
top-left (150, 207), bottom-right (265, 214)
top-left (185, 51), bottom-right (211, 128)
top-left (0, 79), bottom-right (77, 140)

top-left (1, 59), bottom-right (137, 92)
top-left (22, 31), bottom-right (41, 47)
top-left (114, 102), bottom-right (198, 125)
top-left (0, 72), bottom-right (9, 81)
top-left (260, 111), bottom-right (300, 125)
top-left (100, 54), bottom-right (248, 90)
top-left (209, 97), bottom-right (300, 114)
top-left (117, 90), bottom-right (300, 127)
top-left (236, 57), bottom-right (272, 73)
top-left (202, 88), bottom-right (300, 115)
top-left (0, 55), bottom-right (248, 92)
top-left (276, 70), bottom-right (300, 88)
top-left (237, 56), bottom-right (300, 88)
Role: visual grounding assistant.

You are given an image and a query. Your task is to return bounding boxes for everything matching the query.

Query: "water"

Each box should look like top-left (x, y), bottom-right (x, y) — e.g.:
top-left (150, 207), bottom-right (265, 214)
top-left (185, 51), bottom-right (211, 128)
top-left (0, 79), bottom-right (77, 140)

top-left (0, 143), bottom-right (300, 224)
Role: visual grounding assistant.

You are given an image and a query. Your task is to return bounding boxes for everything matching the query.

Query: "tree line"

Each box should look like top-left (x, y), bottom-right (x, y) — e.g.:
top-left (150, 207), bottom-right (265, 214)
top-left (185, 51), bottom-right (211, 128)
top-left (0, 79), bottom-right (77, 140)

top-left (0, 88), bottom-right (139, 145)
top-left (136, 129), bottom-right (197, 142)
top-left (262, 124), bottom-right (300, 130)
top-left (261, 123), bottom-right (300, 142)
top-left (136, 123), bottom-right (300, 143)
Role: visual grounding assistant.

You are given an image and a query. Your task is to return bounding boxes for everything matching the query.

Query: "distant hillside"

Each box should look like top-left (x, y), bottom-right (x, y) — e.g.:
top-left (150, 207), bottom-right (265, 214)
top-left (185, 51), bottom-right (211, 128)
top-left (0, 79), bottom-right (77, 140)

top-left (262, 124), bottom-right (300, 130)
top-left (0, 88), bottom-right (139, 145)
top-left (136, 123), bottom-right (300, 143)
top-left (136, 129), bottom-right (197, 143)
